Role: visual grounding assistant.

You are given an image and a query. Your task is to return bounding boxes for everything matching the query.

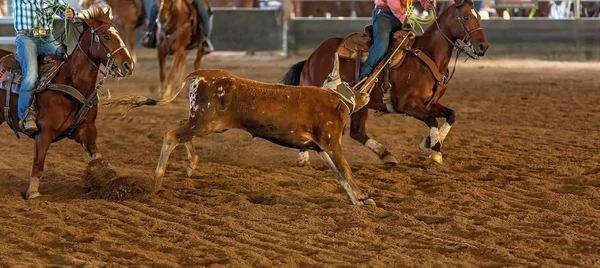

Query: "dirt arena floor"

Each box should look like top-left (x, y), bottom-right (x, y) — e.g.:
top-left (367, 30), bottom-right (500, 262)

top-left (1, 53), bottom-right (599, 267)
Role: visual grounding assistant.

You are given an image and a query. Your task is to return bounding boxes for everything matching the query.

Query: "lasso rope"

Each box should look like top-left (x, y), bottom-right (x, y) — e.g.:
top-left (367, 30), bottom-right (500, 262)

top-left (405, 0), bottom-right (437, 34)
top-left (356, 0), bottom-right (435, 93)
top-left (34, 0), bottom-right (73, 45)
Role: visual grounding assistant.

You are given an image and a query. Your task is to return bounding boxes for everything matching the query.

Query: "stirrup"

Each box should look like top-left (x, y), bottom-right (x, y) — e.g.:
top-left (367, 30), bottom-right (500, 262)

top-left (19, 109), bottom-right (38, 135)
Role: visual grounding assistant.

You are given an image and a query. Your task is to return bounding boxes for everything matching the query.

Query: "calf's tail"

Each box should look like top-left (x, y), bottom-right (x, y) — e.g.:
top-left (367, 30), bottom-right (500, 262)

top-left (103, 72), bottom-right (203, 115)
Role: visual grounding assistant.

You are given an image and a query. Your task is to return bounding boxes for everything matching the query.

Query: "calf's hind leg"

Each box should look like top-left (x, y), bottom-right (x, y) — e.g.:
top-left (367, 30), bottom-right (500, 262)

top-left (318, 143), bottom-right (375, 206)
top-left (184, 141), bottom-right (199, 177)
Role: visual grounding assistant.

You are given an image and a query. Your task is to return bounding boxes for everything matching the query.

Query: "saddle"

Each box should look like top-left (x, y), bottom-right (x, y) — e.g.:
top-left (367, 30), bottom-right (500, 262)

top-left (0, 54), bottom-right (63, 93)
top-left (0, 53), bottom-right (65, 138)
top-left (336, 25), bottom-right (417, 70)
top-left (336, 26), bottom-right (450, 114)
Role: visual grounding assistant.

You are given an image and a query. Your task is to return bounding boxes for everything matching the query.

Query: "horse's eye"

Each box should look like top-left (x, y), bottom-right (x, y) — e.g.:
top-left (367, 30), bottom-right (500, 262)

top-left (103, 35), bottom-right (110, 40)
top-left (463, 15), bottom-right (470, 20)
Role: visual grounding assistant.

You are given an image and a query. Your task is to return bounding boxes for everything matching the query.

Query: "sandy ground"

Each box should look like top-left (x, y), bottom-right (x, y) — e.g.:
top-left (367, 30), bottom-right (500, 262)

top-left (1, 53), bottom-right (599, 267)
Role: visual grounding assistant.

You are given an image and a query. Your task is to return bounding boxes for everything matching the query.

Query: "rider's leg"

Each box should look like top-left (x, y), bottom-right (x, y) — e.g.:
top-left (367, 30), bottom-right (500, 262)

top-left (193, 0), bottom-right (212, 37)
top-left (192, 0), bottom-right (214, 54)
top-left (141, 0), bottom-right (158, 48)
top-left (15, 35), bottom-right (40, 133)
top-left (359, 8), bottom-right (401, 81)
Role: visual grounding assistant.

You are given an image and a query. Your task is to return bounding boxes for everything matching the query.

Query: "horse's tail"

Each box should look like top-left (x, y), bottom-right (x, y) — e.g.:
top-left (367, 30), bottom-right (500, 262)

top-left (280, 60), bottom-right (306, 86)
top-left (103, 73), bottom-right (197, 115)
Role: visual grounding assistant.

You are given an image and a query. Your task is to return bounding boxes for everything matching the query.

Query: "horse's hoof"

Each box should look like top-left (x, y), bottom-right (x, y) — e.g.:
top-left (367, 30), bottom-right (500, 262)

top-left (26, 191), bottom-right (41, 200)
top-left (429, 152), bottom-right (443, 165)
top-left (382, 154), bottom-right (398, 166)
top-left (185, 166), bottom-right (195, 177)
top-left (419, 137), bottom-right (430, 151)
top-left (362, 199), bottom-right (377, 206)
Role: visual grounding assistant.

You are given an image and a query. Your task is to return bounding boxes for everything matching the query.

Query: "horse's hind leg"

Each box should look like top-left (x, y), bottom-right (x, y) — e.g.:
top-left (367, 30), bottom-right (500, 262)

top-left (154, 123), bottom-right (195, 193)
top-left (26, 130), bottom-right (54, 199)
top-left (317, 142), bottom-right (375, 206)
top-left (349, 107), bottom-right (398, 166)
top-left (194, 46), bottom-right (204, 70)
top-left (157, 44), bottom-right (168, 98)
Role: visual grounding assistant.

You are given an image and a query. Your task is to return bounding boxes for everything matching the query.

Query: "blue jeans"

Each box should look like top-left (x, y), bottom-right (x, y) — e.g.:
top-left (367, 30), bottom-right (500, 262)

top-left (474, 0), bottom-right (483, 11)
top-left (144, 0), bottom-right (212, 37)
top-left (360, 7), bottom-right (402, 81)
top-left (15, 34), bottom-right (61, 118)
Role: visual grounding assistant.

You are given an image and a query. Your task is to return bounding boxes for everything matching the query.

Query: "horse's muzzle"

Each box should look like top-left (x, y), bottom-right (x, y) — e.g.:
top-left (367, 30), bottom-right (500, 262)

top-left (475, 42), bottom-right (489, 56)
top-left (111, 62), bottom-right (134, 77)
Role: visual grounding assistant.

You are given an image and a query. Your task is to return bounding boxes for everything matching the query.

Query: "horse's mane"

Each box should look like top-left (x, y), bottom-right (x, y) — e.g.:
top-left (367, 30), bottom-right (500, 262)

top-left (455, 0), bottom-right (473, 8)
top-left (80, 5), bottom-right (113, 24)
top-left (52, 4), bottom-right (114, 51)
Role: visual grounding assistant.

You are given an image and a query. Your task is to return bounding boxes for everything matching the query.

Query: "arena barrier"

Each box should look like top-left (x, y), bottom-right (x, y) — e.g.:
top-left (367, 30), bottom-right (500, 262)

top-left (0, 5), bottom-right (598, 60)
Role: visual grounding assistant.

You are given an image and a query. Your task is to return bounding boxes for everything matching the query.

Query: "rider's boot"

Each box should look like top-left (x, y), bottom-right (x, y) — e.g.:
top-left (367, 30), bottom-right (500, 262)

top-left (202, 39), bottom-right (214, 55)
top-left (141, 24), bottom-right (157, 48)
top-left (19, 107), bottom-right (38, 135)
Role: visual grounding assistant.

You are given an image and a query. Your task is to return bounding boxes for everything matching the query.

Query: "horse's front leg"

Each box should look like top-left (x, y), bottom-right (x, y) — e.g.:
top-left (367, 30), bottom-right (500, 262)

top-left (349, 107), bottom-right (399, 166)
top-left (404, 100), bottom-right (445, 164)
top-left (74, 122), bottom-right (102, 160)
top-left (418, 103), bottom-right (455, 155)
top-left (157, 44), bottom-right (168, 98)
top-left (27, 130), bottom-right (54, 199)
top-left (165, 47), bottom-right (186, 97)
top-left (194, 44), bottom-right (204, 70)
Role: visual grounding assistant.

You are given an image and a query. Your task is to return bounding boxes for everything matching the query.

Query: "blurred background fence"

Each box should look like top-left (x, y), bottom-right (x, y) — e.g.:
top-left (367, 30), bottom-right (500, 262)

top-left (0, 0), bottom-right (598, 60)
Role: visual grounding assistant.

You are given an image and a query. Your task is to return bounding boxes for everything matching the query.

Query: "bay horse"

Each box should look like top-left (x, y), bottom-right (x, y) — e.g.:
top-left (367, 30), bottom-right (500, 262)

top-left (0, 7), bottom-right (134, 199)
top-left (80, 0), bottom-right (143, 63)
top-left (282, 0), bottom-right (489, 166)
top-left (156, 0), bottom-right (208, 98)
top-left (106, 54), bottom-right (375, 205)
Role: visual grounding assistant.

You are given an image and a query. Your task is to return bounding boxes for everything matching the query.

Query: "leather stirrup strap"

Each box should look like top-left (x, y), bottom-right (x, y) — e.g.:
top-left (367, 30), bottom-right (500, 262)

top-left (381, 65), bottom-right (396, 113)
top-left (4, 71), bottom-right (20, 138)
top-left (355, 48), bottom-right (362, 85)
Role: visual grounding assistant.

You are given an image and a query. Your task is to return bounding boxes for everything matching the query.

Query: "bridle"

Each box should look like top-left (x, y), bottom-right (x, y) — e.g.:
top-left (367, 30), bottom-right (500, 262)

top-left (157, 0), bottom-right (176, 27)
top-left (76, 23), bottom-right (127, 77)
top-left (433, 0), bottom-right (484, 59)
top-left (75, 22), bottom-right (128, 100)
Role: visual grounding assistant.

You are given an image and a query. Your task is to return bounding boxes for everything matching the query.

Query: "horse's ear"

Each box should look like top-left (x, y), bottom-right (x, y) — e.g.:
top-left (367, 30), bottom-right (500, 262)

top-left (103, 6), bottom-right (114, 20)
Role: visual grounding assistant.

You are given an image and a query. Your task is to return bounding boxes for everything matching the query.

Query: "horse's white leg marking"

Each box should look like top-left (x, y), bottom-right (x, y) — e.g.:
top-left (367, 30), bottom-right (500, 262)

top-left (430, 127), bottom-right (440, 148)
top-left (298, 151), bottom-right (310, 166)
top-left (365, 139), bottom-right (385, 157)
top-left (429, 127), bottom-right (443, 164)
top-left (438, 122), bottom-right (451, 143)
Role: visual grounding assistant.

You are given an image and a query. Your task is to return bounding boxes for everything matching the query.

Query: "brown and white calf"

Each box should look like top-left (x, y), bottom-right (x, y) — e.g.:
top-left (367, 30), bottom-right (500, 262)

top-left (110, 55), bottom-right (374, 205)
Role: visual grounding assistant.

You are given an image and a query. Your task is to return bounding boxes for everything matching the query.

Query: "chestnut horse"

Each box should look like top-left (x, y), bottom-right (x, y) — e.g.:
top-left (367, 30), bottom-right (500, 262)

top-left (0, 7), bottom-right (134, 199)
top-left (156, 0), bottom-right (208, 98)
top-left (80, 0), bottom-right (142, 63)
top-left (282, 0), bottom-right (489, 166)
